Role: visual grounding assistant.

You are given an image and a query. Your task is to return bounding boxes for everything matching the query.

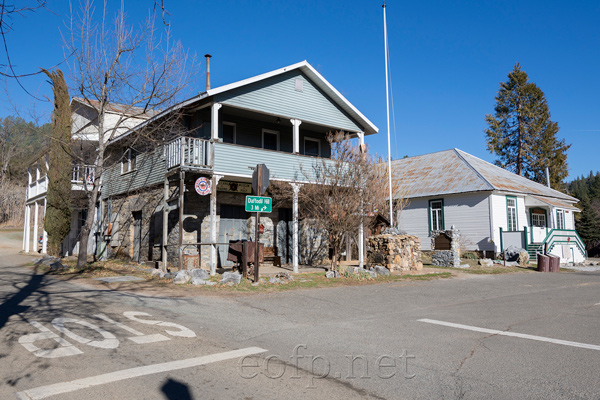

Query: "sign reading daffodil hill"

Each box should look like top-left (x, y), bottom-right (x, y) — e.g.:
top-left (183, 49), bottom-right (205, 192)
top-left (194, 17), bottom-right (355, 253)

top-left (245, 196), bottom-right (272, 213)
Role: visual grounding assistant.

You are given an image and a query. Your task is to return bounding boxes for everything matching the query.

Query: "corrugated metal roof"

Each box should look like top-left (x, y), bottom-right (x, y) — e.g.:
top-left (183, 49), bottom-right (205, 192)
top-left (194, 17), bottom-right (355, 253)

top-left (530, 195), bottom-right (580, 211)
top-left (391, 148), bottom-right (578, 203)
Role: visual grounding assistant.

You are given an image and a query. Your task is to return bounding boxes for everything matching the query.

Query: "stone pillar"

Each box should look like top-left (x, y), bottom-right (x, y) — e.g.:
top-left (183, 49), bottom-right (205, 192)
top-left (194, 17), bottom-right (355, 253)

top-left (209, 175), bottom-right (223, 275)
top-left (211, 103), bottom-right (222, 141)
top-left (33, 201), bottom-right (39, 253)
top-left (291, 183), bottom-right (302, 273)
top-left (290, 119), bottom-right (302, 154)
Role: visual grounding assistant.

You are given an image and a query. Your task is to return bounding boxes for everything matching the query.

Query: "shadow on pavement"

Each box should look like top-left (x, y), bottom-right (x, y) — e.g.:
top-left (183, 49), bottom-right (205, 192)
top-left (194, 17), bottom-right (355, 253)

top-left (161, 378), bottom-right (193, 400)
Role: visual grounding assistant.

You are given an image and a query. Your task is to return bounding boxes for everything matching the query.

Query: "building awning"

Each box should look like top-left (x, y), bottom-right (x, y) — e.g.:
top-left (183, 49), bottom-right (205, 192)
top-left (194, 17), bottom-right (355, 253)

top-left (530, 195), bottom-right (580, 212)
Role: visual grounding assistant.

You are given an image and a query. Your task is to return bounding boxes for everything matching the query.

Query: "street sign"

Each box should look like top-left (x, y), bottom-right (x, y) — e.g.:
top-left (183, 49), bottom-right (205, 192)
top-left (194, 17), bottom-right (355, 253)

top-left (245, 196), bottom-right (272, 213)
top-left (252, 164), bottom-right (270, 196)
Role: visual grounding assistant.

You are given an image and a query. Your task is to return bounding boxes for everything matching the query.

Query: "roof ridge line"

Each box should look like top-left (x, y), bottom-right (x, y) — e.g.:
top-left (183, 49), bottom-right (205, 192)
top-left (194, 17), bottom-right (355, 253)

top-left (453, 149), bottom-right (495, 191)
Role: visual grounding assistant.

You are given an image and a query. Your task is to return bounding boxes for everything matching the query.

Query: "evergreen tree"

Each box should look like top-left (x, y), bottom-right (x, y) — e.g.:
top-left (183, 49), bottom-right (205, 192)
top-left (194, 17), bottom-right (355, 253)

top-left (485, 63), bottom-right (570, 188)
top-left (42, 68), bottom-right (73, 256)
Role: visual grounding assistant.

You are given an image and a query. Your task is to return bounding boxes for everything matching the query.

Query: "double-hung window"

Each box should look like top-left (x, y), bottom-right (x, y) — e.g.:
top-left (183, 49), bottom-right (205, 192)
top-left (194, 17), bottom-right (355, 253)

top-left (262, 129), bottom-right (279, 151)
top-left (304, 137), bottom-right (320, 157)
top-left (121, 148), bottom-right (137, 174)
top-left (506, 197), bottom-right (517, 231)
top-left (222, 122), bottom-right (236, 144)
top-left (556, 209), bottom-right (565, 229)
top-left (429, 199), bottom-right (444, 231)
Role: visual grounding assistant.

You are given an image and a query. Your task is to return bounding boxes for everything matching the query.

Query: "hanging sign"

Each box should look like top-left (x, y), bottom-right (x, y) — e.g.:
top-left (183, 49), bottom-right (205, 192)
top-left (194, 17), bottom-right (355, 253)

top-left (195, 177), bottom-right (211, 196)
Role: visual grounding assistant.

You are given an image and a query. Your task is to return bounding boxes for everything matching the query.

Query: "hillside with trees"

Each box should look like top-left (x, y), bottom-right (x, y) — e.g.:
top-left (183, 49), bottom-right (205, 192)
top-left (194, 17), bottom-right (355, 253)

top-left (0, 116), bottom-right (49, 226)
top-left (569, 172), bottom-right (600, 257)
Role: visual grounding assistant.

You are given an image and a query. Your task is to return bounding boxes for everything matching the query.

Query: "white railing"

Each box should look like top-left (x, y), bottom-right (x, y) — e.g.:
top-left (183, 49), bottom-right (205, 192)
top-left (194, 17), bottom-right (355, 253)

top-left (165, 137), bottom-right (212, 170)
top-left (71, 165), bottom-right (96, 184)
top-left (27, 177), bottom-right (48, 200)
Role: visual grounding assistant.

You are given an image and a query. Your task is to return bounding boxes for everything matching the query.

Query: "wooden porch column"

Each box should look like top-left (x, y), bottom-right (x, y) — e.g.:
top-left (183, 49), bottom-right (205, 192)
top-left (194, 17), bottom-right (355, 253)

top-left (42, 198), bottom-right (48, 254)
top-left (209, 175), bottom-right (223, 276)
top-left (33, 201), bottom-right (39, 253)
top-left (290, 119), bottom-right (302, 154)
top-left (24, 204), bottom-right (31, 253)
top-left (358, 221), bottom-right (364, 268)
top-left (211, 103), bottom-right (222, 141)
top-left (291, 183), bottom-right (302, 273)
top-left (162, 176), bottom-right (169, 272)
top-left (178, 171), bottom-right (185, 269)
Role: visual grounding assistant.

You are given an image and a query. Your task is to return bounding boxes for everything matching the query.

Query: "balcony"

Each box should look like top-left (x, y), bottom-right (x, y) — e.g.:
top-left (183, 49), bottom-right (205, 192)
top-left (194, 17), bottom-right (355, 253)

top-left (165, 137), bottom-right (212, 171)
top-left (26, 165), bottom-right (97, 201)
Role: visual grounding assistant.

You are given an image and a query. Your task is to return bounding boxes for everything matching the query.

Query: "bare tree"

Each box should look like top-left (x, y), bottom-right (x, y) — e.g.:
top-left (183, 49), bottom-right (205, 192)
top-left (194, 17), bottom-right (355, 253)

top-left (295, 132), bottom-right (395, 270)
top-left (65, 0), bottom-right (195, 268)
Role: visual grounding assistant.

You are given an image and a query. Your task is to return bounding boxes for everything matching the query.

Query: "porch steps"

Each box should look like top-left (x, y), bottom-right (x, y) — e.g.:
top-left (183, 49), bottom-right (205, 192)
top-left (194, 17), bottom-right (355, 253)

top-left (528, 244), bottom-right (543, 260)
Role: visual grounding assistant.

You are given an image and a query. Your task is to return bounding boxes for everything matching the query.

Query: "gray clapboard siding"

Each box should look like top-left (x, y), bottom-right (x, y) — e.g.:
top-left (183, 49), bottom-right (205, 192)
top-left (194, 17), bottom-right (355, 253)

top-left (214, 142), bottom-right (333, 182)
top-left (214, 71), bottom-right (363, 133)
top-left (399, 192), bottom-right (493, 251)
top-left (102, 149), bottom-right (166, 198)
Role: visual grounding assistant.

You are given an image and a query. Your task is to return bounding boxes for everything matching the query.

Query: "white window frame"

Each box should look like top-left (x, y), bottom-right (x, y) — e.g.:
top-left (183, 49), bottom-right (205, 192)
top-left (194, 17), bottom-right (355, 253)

top-left (429, 200), bottom-right (444, 231)
top-left (532, 213), bottom-right (546, 228)
top-left (222, 121), bottom-right (236, 144)
top-left (262, 129), bottom-right (280, 151)
top-left (304, 137), bottom-right (321, 157)
top-left (507, 197), bottom-right (517, 231)
top-left (121, 148), bottom-right (137, 174)
top-left (556, 209), bottom-right (565, 229)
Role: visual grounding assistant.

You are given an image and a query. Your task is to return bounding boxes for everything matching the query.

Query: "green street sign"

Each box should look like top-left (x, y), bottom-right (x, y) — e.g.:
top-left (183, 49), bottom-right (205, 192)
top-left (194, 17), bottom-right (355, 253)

top-left (245, 196), bottom-right (272, 213)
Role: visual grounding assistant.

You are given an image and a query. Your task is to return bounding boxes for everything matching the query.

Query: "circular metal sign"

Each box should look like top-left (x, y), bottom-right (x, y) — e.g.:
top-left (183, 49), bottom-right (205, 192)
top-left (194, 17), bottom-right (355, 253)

top-left (195, 177), bottom-right (211, 195)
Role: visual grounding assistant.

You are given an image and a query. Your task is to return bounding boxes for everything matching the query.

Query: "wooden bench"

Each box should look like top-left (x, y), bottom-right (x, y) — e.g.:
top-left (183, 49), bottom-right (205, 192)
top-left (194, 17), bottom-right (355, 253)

top-left (264, 246), bottom-right (281, 267)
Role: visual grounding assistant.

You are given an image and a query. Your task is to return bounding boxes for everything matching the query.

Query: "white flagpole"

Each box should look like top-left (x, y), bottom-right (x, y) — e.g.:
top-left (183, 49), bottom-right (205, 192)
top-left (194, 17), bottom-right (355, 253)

top-left (383, 1), bottom-right (394, 226)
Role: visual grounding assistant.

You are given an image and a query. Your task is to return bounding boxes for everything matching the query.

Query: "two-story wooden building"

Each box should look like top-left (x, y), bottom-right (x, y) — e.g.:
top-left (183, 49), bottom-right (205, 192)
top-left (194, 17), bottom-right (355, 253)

top-left (101, 61), bottom-right (378, 274)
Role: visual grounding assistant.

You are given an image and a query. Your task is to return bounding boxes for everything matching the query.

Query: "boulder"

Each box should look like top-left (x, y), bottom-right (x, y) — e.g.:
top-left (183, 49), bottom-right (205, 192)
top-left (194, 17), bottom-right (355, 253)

top-left (458, 264), bottom-right (471, 269)
top-left (220, 271), bottom-right (242, 285)
top-left (190, 268), bottom-right (210, 281)
top-left (151, 269), bottom-right (166, 278)
top-left (478, 258), bottom-right (494, 268)
top-left (191, 277), bottom-right (216, 286)
top-left (173, 270), bottom-right (191, 284)
top-left (518, 251), bottom-right (530, 267)
top-left (370, 265), bottom-right (390, 276)
top-left (325, 270), bottom-right (340, 279)
top-left (504, 245), bottom-right (526, 262)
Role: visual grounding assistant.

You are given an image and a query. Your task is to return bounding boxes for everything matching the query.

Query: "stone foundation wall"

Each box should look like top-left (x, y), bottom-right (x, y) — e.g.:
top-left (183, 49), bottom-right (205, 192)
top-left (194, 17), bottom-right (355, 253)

top-left (367, 234), bottom-right (423, 272)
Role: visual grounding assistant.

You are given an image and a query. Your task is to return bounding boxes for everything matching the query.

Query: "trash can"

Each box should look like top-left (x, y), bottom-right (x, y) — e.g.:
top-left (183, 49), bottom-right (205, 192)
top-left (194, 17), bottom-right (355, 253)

top-left (537, 254), bottom-right (549, 272)
top-left (548, 255), bottom-right (560, 273)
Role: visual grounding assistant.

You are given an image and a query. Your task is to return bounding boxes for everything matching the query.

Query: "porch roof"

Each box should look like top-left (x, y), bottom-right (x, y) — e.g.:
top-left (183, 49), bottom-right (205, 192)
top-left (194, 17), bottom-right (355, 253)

top-left (530, 195), bottom-right (580, 212)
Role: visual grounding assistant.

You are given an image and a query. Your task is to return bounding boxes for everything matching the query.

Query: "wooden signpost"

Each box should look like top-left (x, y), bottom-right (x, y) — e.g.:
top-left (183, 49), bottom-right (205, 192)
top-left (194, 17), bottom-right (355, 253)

top-left (248, 164), bottom-right (270, 281)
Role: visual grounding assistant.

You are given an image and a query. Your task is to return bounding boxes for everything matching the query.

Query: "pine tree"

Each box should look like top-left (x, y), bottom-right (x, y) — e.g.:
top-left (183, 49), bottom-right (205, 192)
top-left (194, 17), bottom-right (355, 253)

top-left (485, 63), bottom-right (570, 188)
top-left (42, 68), bottom-right (73, 256)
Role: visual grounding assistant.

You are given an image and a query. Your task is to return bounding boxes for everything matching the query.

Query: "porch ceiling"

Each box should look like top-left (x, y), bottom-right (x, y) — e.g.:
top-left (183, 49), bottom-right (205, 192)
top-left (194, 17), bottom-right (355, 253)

top-left (529, 195), bottom-right (580, 211)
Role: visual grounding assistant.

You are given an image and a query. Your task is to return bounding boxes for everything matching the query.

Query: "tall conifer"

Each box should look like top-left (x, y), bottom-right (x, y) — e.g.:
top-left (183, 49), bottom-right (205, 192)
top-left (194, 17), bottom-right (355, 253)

top-left (485, 64), bottom-right (570, 188)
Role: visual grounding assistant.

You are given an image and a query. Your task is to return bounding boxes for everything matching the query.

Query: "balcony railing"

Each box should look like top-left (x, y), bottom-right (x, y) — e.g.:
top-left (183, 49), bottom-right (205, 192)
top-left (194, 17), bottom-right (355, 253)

top-left (165, 137), bottom-right (212, 171)
top-left (71, 165), bottom-right (96, 184)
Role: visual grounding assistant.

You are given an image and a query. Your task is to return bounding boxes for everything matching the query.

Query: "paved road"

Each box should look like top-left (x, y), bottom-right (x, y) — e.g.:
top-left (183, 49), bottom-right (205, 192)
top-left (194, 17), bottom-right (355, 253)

top-left (1, 231), bottom-right (599, 399)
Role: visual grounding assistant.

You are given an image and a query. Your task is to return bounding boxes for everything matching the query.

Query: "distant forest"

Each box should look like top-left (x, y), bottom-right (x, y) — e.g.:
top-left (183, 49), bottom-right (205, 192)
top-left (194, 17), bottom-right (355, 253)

top-left (0, 116), bottom-right (49, 225)
top-left (569, 172), bottom-right (600, 257)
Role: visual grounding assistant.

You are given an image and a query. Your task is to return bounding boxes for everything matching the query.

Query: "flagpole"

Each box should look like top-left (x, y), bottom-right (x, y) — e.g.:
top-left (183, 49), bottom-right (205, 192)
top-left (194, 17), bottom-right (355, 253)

top-left (383, 1), bottom-right (394, 226)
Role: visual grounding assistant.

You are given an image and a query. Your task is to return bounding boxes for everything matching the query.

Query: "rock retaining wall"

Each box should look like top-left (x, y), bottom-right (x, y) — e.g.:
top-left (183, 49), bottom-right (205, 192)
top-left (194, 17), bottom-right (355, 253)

top-left (367, 234), bottom-right (423, 272)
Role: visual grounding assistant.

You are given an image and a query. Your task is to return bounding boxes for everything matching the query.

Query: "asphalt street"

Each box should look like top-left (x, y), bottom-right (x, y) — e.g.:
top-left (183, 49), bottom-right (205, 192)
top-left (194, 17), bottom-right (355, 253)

top-left (1, 231), bottom-right (599, 399)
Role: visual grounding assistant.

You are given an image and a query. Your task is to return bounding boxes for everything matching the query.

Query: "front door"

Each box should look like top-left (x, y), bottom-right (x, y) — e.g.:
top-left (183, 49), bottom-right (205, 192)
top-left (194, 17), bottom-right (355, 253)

top-left (530, 209), bottom-right (547, 243)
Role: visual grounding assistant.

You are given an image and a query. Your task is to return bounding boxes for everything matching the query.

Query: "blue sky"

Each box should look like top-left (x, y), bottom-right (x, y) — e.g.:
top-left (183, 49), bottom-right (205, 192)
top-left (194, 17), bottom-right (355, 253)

top-left (1, 0), bottom-right (598, 180)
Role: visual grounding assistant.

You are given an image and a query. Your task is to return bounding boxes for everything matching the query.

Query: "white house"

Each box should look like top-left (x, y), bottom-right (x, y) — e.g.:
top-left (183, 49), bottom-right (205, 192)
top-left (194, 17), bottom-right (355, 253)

top-left (392, 149), bottom-right (585, 263)
top-left (23, 98), bottom-right (153, 257)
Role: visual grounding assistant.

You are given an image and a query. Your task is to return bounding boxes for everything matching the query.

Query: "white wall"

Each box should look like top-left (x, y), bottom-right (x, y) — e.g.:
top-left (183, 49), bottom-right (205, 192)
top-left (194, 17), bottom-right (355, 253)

top-left (490, 193), bottom-right (528, 247)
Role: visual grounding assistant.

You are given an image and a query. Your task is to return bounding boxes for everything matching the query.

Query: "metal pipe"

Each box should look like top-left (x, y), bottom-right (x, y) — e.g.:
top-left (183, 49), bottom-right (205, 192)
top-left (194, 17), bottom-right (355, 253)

top-left (205, 54), bottom-right (212, 91)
